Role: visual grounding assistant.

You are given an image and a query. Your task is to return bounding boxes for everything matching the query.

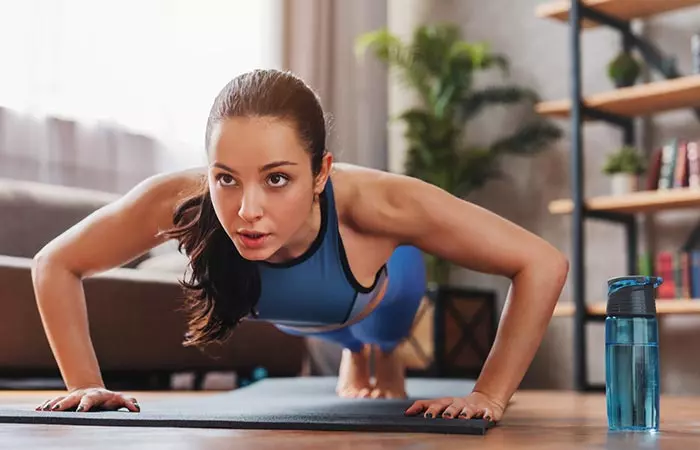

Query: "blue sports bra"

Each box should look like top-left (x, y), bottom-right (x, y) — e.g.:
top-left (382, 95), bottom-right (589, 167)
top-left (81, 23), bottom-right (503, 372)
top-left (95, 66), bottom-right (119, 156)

top-left (250, 177), bottom-right (387, 327)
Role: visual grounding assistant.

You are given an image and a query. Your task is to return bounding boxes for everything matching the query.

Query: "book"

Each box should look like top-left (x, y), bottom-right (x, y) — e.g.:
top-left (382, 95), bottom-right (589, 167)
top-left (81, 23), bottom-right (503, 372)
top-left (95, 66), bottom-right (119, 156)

top-left (688, 141), bottom-right (700, 188)
top-left (658, 139), bottom-right (678, 190)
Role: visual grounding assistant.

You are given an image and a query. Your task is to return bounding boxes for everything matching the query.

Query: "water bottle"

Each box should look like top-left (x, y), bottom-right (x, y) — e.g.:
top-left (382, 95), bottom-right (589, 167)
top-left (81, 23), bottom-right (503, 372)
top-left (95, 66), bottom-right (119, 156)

top-left (605, 276), bottom-right (662, 432)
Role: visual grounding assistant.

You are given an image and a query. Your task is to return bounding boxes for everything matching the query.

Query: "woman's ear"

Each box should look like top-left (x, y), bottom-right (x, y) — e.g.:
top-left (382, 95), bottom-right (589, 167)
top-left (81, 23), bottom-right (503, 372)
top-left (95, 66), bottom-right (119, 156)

top-left (314, 152), bottom-right (333, 196)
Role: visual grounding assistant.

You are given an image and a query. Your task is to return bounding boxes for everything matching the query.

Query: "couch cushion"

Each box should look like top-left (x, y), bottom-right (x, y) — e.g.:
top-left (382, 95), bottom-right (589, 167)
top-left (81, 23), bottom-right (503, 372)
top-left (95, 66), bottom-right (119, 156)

top-left (0, 178), bottom-right (148, 267)
top-left (137, 251), bottom-right (191, 276)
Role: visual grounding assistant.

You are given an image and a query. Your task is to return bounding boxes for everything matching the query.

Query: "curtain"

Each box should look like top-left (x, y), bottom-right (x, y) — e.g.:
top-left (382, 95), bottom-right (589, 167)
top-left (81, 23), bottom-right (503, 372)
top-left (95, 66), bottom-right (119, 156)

top-left (283, 0), bottom-right (388, 170)
top-left (0, 0), bottom-right (283, 193)
top-left (0, 107), bottom-right (159, 193)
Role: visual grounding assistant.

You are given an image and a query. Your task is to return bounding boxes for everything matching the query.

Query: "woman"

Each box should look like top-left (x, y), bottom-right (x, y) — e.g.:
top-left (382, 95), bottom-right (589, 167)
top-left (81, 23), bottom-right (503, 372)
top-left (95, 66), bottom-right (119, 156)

top-left (32, 69), bottom-right (568, 422)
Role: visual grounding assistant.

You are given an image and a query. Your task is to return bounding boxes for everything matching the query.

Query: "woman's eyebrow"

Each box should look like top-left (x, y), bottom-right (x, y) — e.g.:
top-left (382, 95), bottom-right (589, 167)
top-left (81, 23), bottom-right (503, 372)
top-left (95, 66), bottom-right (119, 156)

top-left (212, 161), bottom-right (298, 173)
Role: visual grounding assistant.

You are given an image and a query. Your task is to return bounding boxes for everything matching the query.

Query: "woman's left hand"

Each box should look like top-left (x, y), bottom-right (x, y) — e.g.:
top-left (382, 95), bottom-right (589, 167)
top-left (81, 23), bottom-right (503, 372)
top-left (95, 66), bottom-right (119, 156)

top-left (404, 391), bottom-right (506, 423)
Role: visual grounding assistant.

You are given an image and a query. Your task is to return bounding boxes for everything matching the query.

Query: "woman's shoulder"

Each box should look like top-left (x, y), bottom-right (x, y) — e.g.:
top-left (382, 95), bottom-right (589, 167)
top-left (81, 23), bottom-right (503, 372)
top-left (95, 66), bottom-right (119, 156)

top-left (121, 166), bottom-right (207, 228)
top-left (139, 166), bottom-right (207, 204)
top-left (328, 162), bottom-right (379, 204)
top-left (329, 162), bottom-right (400, 228)
top-left (328, 162), bottom-right (437, 240)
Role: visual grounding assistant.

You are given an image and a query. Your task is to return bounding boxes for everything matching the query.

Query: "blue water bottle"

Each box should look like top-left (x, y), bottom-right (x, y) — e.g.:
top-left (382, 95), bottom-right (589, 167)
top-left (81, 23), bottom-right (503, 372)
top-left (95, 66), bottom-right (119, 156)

top-left (605, 276), bottom-right (662, 432)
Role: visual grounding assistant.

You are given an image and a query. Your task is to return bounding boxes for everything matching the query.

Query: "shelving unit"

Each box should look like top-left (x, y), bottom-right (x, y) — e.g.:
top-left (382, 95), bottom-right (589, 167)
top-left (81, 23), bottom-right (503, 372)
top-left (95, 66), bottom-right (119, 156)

top-left (536, 74), bottom-right (700, 119)
top-left (536, 0), bottom-right (700, 27)
top-left (553, 299), bottom-right (700, 317)
top-left (549, 187), bottom-right (700, 215)
top-left (535, 0), bottom-right (700, 392)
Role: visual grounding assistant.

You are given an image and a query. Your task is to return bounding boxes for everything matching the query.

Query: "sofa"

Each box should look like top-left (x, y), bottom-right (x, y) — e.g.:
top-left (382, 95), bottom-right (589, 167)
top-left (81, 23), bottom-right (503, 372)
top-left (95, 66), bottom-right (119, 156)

top-left (0, 178), bottom-right (306, 389)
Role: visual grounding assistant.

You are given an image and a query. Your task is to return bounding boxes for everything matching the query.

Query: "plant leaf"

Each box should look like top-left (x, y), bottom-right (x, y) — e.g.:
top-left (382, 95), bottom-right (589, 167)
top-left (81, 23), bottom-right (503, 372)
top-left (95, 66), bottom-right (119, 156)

top-left (459, 86), bottom-right (540, 121)
top-left (482, 53), bottom-right (510, 75)
top-left (355, 28), bottom-right (433, 104)
top-left (489, 119), bottom-right (562, 156)
top-left (453, 147), bottom-right (502, 196)
top-left (357, 22), bottom-right (563, 202)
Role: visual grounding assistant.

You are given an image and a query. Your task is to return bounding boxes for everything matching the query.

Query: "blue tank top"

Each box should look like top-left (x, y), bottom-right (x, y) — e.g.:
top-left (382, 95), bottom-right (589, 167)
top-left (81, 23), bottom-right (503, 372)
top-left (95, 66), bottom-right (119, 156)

top-left (250, 177), bottom-right (387, 327)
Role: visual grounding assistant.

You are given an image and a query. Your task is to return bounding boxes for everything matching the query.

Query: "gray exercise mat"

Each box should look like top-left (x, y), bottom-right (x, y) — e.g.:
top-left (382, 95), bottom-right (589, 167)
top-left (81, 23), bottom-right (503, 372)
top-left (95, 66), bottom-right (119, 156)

top-left (0, 377), bottom-right (495, 435)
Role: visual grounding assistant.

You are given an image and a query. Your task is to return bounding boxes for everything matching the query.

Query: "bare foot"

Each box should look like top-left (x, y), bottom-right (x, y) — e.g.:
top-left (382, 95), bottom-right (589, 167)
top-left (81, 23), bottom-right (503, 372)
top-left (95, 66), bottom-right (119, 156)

top-left (336, 345), bottom-right (372, 398)
top-left (371, 345), bottom-right (407, 399)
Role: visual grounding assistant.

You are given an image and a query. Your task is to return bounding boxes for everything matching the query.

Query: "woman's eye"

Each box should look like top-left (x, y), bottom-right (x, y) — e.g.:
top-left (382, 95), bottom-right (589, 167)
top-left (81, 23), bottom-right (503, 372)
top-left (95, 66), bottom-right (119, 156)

top-left (216, 174), bottom-right (235, 186)
top-left (267, 173), bottom-right (289, 187)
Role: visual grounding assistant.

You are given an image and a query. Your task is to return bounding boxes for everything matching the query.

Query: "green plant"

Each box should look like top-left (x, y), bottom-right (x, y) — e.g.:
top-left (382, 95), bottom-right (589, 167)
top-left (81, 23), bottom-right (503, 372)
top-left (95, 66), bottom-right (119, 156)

top-left (603, 146), bottom-right (646, 175)
top-left (607, 52), bottom-right (641, 88)
top-left (356, 23), bottom-right (562, 284)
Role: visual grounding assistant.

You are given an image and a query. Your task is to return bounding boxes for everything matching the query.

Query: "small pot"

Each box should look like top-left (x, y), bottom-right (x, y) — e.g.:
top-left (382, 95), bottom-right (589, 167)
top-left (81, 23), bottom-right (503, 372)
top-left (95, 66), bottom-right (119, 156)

top-left (614, 77), bottom-right (637, 88)
top-left (611, 173), bottom-right (638, 195)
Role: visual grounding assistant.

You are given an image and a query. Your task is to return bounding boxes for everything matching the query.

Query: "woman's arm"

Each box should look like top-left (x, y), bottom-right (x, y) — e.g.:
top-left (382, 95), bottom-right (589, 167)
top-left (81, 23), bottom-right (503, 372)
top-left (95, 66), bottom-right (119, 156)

top-left (32, 169), bottom-right (202, 392)
top-left (347, 168), bottom-right (568, 419)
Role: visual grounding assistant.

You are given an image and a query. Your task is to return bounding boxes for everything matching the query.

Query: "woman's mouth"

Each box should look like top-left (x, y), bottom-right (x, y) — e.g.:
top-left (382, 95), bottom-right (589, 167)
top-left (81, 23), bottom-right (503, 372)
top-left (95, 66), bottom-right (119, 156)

top-left (237, 231), bottom-right (270, 249)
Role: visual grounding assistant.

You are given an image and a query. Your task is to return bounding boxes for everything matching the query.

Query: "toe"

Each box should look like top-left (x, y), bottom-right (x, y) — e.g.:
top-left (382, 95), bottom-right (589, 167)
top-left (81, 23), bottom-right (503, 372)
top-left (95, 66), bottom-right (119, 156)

top-left (358, 387), bottom-right (372, 398)
top-left (370, 388), bottom-right (385, 399)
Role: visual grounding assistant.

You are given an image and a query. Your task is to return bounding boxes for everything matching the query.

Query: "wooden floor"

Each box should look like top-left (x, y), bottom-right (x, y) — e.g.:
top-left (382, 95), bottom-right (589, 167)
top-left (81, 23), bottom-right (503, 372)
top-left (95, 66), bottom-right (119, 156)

top-left (1, 389), bottom-right (699, 449)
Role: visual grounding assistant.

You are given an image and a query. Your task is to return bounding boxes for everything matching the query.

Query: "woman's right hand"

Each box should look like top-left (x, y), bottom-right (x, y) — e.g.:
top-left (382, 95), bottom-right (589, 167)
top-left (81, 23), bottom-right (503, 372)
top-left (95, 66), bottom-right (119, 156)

top-left (35, 387), bottom-right (140, 413)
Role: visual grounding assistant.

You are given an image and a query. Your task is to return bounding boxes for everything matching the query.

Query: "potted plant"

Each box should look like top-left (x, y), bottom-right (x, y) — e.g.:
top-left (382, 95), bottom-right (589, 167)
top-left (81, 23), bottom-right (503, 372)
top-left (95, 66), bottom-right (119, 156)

top-left (355, 23), bottom-right (562, 287)
top-left (603, 146), bottom-right (646, 195)
top-left (607, 51), bottom-right (642, 88)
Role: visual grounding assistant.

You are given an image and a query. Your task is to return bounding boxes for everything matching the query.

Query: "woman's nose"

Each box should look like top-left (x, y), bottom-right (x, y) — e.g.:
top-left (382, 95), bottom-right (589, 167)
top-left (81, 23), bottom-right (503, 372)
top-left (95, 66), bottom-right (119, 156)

top-left (238, 189), bottom-right (264, 222)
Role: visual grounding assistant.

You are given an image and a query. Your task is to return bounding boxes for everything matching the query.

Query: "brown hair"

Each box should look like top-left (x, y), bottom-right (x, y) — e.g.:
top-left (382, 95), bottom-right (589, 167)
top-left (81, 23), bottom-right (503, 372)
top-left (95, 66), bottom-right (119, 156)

top-left (163, 69), bottom-right (328, 348)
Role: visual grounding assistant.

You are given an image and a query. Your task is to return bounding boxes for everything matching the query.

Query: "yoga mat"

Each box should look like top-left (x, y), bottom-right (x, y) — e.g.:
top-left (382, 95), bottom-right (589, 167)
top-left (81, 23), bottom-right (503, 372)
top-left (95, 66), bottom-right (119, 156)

top-left (0, 377), bottom-right (495, 435)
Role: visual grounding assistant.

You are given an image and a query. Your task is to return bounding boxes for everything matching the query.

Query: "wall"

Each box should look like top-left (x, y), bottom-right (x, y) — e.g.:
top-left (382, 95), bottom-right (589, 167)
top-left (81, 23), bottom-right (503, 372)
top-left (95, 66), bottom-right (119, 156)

top-left (402, 0), bottom-right (700, 393)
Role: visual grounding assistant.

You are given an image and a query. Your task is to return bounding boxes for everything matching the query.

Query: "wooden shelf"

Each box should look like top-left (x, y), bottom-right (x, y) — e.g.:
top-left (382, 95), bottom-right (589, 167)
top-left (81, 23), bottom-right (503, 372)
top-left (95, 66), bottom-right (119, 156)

top-left (536, 0), bottom-right (700, 28)
top-left (536, 75), bottom-right (700, 119)
top-left (549, 188), bottom-right (700, 215)
top-left (553, 300), bottom-right (700, 317)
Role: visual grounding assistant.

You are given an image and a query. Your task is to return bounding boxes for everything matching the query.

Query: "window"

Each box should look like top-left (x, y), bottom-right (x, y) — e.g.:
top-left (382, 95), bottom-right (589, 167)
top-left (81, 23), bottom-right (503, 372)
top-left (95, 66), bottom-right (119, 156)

top-left (0, 0), bottom-right (282, 170)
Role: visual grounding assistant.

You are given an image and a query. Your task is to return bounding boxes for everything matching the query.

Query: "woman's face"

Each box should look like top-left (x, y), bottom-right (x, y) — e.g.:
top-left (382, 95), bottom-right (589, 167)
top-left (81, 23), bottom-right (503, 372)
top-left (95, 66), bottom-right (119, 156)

top-left (207, 116), bottom-right (328, 262)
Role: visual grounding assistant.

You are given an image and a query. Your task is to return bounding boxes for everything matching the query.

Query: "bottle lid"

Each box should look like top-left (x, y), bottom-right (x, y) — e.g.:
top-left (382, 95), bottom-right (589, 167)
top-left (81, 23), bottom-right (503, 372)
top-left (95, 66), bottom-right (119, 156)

top-left (606, 276), bottom-right (662, 317)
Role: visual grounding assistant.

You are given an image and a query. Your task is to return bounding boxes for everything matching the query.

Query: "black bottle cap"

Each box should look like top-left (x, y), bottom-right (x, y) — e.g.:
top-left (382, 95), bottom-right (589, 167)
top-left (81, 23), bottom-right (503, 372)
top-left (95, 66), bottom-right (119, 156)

top-left (606, 276), bottom-right (662, 317)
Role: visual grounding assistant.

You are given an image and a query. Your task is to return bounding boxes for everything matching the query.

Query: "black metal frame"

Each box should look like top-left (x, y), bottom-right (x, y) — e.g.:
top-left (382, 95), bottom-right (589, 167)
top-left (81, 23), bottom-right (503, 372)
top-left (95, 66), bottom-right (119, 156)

top-left (568, 0), bottom-right (696, 391)
top-left (432, 286), bottom-right (497, 379)
top-left (405, 285), bottom-right (497, 379)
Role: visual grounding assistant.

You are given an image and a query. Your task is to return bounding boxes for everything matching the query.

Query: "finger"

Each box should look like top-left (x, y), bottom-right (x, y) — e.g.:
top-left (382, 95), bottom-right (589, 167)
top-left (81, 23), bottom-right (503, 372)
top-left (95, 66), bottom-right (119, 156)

top-left (36, 399), bottom-right (52, 411)
top-left (404, 400), bottom-right (429, 416)
top-left (482, 407), bottom-right (496, 422)
top-left (78, 393), bottom-right (104, 412)
top-left (45, 396), bottom-right (65, 411)
top-left (52, 394), bottom-right (81, 412)
top-left (123, 397), bottom-right (140, 413)
top-left (458, 404), bottom-right (480, 419)
top-left (100, 395), bottom-right (138, 412)
top-left (441, 404), bottom-right (463, 419)
top-left (424, 400), bottom-right (453, 419)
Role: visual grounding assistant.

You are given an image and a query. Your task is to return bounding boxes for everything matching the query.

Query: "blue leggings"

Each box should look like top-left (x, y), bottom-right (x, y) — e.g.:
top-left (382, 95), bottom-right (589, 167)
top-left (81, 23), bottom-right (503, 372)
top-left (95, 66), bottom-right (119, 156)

top-left (275, 245), bottom-right (427, 353)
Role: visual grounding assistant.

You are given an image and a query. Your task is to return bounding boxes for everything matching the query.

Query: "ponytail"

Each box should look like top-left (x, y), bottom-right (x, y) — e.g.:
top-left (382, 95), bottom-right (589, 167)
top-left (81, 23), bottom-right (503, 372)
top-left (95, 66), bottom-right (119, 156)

top-left (163, 184), bottom-right (260, 347)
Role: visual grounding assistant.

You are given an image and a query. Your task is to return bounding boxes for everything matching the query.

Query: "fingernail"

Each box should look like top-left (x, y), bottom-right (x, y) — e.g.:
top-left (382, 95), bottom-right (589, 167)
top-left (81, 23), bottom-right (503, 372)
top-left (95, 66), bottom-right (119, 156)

top-left (76, 406), bottom-right (84, 412)
top-left (459, 412), bottom-right (467, 418)
top-left (425, 413), bottom-right (433, 418)
top-left (443, 413), bottom-right (451, 418)
top-left (485, 415), bottom-right (492, 421)
top-left (51, 404), bottom-right (59, 410)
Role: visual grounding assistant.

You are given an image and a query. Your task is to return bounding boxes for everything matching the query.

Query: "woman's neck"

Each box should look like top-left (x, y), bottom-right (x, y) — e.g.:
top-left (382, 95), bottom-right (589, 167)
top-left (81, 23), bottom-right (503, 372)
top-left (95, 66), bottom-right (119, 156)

top-left (266, 199), bottom-right (322, 263)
